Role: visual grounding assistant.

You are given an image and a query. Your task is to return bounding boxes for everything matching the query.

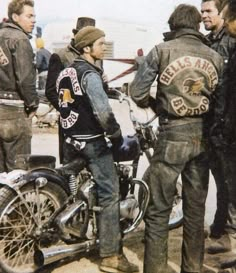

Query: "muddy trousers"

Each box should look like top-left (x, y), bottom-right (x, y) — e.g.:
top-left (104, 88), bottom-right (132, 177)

top-left (209, 148), bottom-right (229, 234)
top-left (0, 105), bottom-right (32, 172)
top-left (143, 121), bottom-right (209, 273)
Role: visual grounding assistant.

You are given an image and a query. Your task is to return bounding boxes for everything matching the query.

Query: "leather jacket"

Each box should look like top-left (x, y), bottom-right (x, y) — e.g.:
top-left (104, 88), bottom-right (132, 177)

top-left (206, 27), bottom-right (236, 69)
top-left (205, 27), bottom-right (236, 147)
top-left (130, 28), bottom-right (224, 121)
top-left (0, 22), bottom-right (39, 108)
top-left (221, 48), bottom-right (236, 148)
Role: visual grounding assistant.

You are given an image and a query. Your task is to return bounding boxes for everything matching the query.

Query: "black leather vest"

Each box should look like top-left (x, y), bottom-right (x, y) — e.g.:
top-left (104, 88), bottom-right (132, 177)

top-left (57, 58), bottom-right (104, 140)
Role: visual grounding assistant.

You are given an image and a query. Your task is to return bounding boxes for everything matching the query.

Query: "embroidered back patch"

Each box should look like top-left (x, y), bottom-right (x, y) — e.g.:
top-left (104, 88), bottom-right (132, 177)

top-left (0, 46), bottom-right (9, 66)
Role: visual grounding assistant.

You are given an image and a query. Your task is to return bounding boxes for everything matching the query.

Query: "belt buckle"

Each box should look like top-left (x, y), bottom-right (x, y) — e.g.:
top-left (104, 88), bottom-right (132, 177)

top-left (66, 137), bottom-right (86, 151)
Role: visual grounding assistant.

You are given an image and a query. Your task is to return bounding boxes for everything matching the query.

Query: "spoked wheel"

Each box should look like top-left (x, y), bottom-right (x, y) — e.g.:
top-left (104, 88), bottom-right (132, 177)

top-left (168, 181), bottom-right (183, 230)
top-left (120, 178), bottom-right (150, 234)
top-left (0, 181), bottom-right (68, 273)
top-left (142, 167), bottom-right (183, 230)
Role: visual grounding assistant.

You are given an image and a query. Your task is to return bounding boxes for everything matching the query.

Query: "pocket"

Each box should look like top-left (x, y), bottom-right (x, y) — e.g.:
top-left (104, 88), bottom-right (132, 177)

top-left (154, 139), bottom-right (189, 165)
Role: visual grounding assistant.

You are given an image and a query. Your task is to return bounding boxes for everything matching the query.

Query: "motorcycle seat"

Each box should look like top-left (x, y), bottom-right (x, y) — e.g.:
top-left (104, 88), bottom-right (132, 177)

top-left (56, 157), bottom-right (87, 176)
top-left (14, 154), bottom-right (56, 170)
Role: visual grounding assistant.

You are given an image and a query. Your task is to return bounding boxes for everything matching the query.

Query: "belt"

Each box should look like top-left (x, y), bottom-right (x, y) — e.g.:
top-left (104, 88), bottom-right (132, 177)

top-left (65, 134), bottom-right (104, 151)
top-left (38, 71), bottom-right (48, 76)
top-left (71, 134), bottom-right (104, 143)
top-left (0, 91), bottom-right (21, 100)
top-left (159, 116), bottom-right (203, 126)
top-left (0, 98), bottom-right (24, 106)
top-left (65, 137), bottom-right (86, 152)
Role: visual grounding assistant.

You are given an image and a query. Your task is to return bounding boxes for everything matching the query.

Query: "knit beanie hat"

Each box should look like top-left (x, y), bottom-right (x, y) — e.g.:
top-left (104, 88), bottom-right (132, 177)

top-left (74, 26), bottom-right (105, 50)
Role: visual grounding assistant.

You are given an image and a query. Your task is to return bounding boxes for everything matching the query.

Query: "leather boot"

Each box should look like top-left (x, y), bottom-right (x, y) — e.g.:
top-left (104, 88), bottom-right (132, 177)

top-left (218, 267), bottom-right (236, 273)
top-left (207, 234), bottom-right (236, 254)
top-left (100, 254), bottom-right (139, 272)
top-left (220, 254), bottom-right (236, 269)
top-left (209, 223), bottom-right (226, 239)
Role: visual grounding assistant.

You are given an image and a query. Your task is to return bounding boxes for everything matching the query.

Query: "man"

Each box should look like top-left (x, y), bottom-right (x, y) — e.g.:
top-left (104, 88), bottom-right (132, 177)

top-left (0, 0), bottom-right (39, 172)
top-left (35, 37), bottom-right (51, 90)
top-left (45, 17), bottom-right (96, 164)
top-left (201, 0), bottom-right (236, 240)
top-left (57, 26), bottom-right (138, 273)
top-left (130, 4), bottom-right (224, 273)
top-left (208, 1), bottom-right (236, 272)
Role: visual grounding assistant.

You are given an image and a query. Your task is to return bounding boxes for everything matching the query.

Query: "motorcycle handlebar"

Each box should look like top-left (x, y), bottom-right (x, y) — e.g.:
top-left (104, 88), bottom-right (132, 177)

top-left (108, 88), bottom-right (158, 128)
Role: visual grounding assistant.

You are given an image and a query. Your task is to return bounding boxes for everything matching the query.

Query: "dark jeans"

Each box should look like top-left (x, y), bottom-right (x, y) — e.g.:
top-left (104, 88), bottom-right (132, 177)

top-left (209, 148), bottom-right (229, 234)
top-left (143, 121), bottom-right (209, 273)
top-left (64, 138), bottom-right (121, 257)
top-left (224, 150), bottom-right (236, 234)
top-left (0, 105), bottom-right (31, 172)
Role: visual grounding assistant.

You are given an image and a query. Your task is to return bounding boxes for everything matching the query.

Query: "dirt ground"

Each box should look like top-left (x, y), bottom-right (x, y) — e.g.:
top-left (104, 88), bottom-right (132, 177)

top-left (35, 222), bottom-right (236, 273)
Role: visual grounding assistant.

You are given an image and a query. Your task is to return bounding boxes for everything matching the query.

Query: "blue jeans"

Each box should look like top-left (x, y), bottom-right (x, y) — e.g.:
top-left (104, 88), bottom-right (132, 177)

top-left (64, 138), bottom-right (121, 257)
top-left (143, 120), bottom-right (209, 273)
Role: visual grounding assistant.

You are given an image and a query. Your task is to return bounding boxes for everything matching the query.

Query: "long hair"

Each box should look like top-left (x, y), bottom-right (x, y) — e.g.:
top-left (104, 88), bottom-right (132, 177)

top-left (168, 4), bottom-right (202, 31)
top-left (8, 0), bottom-right (34, 21)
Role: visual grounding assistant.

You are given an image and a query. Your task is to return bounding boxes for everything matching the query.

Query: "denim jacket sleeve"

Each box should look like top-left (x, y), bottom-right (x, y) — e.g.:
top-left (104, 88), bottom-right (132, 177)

top-left (130, 46), bottom-right (159, 108)
top-left (83, 72), bottom-right (122, 139)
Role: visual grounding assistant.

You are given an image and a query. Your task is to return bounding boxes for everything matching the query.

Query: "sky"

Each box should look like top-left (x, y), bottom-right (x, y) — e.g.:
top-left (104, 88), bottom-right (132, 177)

top-left (0, 0), bottom-right (202, 29)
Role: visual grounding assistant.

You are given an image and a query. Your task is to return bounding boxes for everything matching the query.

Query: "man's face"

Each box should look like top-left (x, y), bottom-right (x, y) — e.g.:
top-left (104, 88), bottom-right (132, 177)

top-left (201, 1), bottom-right (223, 32)
top-left (13, 5), bottom-right (36, 33)
top-left (90, 37), bottom-right (106, 60)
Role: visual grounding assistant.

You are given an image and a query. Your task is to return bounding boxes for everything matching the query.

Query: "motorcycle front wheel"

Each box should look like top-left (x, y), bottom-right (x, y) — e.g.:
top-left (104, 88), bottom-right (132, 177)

top-left (0, 181), bottom-right (68, 273)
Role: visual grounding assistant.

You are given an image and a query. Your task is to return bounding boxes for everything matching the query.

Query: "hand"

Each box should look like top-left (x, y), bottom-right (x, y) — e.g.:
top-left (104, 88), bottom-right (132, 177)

top-left (25, 105), bottom-right (38, 118)
top-left (112, 135), bottom-right (139, 161)
top-left (28, 110), bottom-right (37, 119)
top-left (119, 136), bottom-right (137, 153)
top-left (102, 73), bottom-right (108, 83)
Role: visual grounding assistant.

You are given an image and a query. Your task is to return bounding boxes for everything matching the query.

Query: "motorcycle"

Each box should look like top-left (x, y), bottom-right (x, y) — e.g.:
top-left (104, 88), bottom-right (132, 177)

top-left (32, 89), bottom-right (59, 128)
top-left (0, 89), bottom-right (183, 273)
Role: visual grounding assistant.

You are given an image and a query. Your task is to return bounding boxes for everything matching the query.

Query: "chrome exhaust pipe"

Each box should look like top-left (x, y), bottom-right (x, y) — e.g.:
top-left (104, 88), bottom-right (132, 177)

top-left (55, 200), bottom-right (88, 239)
top-left (34, 239), bottom-right (97, 267)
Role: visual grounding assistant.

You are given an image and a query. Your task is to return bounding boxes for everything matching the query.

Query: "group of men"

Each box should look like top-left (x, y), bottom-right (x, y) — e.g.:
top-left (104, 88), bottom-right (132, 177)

top-left (0, 0), bottom-right (236, 273)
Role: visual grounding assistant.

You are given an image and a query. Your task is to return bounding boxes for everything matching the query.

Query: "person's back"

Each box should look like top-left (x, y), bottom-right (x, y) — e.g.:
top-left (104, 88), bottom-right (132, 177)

top-left (131, 30), bottom-right (223, 118)
top-left (148, 32), bottom-right (222, 118)
top-left (45, 17), bottom-right (96, 164)
top-left (35, 37), bottom-right (51, 90)
top-left (130, 4), bottom-right (223, 273)
top-left (36, 48), bottom-right (51, 74)
top-left (46, 17), bottom-right (96, 110)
